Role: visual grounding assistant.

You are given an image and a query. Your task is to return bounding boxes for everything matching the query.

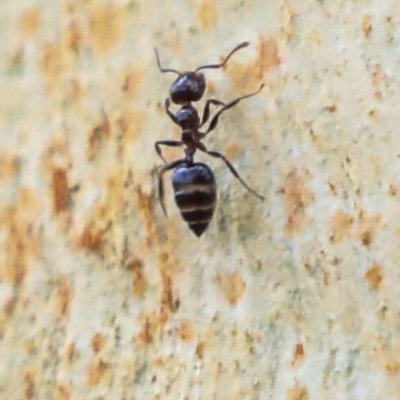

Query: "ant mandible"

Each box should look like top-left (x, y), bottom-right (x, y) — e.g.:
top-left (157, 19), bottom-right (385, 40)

top-left (154, 42), bottom-right (265, 237)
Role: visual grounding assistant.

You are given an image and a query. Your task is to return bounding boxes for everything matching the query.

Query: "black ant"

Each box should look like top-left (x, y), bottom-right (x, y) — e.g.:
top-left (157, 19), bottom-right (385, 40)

top-left (154, 42), bottom-right (265, 237)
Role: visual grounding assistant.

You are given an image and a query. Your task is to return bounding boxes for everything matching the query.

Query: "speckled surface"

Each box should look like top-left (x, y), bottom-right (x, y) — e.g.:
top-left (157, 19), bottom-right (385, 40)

top-left (1, 0), bottom-right (400, 399)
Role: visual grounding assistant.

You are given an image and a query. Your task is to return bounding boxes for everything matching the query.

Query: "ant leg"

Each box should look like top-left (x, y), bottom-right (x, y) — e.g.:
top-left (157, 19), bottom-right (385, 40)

top-left (155, 140), bottom-right (183, 164)
top-left (154, 48), bottom-right (180, 75)
top-left (204, 84), bottom-right (265, 135)
top-left (195, 42), bottom-right (249, 72)
top-left (158, 159), bottom-right (186, 216)
top-left (164, 98), bottom-right (180, 126)
top-left (197, 142), bottom-right (264, 200)
top-left (200, 99), bottom-right (226, 127)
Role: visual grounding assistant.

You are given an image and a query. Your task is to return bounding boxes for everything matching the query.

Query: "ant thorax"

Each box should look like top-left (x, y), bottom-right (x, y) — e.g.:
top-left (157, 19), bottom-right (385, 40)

top-left (174, 105), bottom-right (200, 130)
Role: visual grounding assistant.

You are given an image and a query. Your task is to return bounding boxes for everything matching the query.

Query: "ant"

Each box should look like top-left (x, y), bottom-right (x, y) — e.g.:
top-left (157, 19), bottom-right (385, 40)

top-left (154, 42), bottom-right (265, 237)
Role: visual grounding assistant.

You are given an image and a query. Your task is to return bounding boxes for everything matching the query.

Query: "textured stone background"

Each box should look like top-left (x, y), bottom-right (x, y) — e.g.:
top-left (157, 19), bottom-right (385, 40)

top-left (1, 0), bottom-right (400, 399)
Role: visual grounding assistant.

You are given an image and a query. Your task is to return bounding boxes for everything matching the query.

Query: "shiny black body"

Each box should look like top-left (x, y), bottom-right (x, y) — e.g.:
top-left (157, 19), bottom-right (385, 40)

top-left (172, 163), bottom-right (216, 236)
top-left (154, 42), bottom-right (265, 236)
top-left (169, 72), bottom-right (206, 104)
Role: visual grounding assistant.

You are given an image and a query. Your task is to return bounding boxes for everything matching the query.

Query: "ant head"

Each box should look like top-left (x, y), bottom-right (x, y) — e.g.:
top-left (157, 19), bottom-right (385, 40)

top-left (169, 72), bottom-right (206, 105)
top-left (155, 42), bottom-right (250, 105)
top-left (175, 104), bottom-right (200, 129)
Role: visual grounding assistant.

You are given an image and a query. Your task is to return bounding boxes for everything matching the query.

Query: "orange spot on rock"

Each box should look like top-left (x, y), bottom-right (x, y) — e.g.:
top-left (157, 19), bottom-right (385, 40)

top-left (371, 64), bottom-right (386, 86)
top-left (56, 384), bottom-right (71, 400)
top-left (0, 152), bottom-right (20, 181)
top-left (281, 1), bottom-right (298, 40)
top-left (356, 209), bottom-right (381, 247)
top-left (23, 369), bottom-right (36, 399)
top-left (224, 140), bottom-right (241, 161)
top-left (286, 385), bottom-right (309, 400)
top-left (121, 69), bottom-right (142, 96)
top-left (388, 184), bottom-right (396, 196)
top-left (196, 342), bottom-right (204, 359)
top-left (279, 169), bottom-right (314, 234)
top-left (56, 276), bottom-right (73, 317)
top-left (65, 23), bottom-right (83, 53)
top-left (23, 339), bottom-right (36, 356)
top-left (136, 185), bottom-right (157, 245)
top-left (139, 318), bottom-right (153, 345)
top-left (52, 168), bottom-right (70, 214)
top-left (196, 0), bottom-right (218, 30)
top-left (79, 226), bottom-right (104, 255)
top-left (86, 358), bottom-right (108, 387)
top-left (18, 7), bottom-right (40, 37)
top-left (160, 271), bottom-right (176, 323)
top-left (362, 15), bottom-right (373, 37)
top-left (91, 333), bottom-right (107, 353)
top-left (126, 258), bottom-right (146, 297)
top-left (324, 104), bottom-right (337, 113)
top-left (330, 210), bottom-right (353, 242)
top-left (215, 270), bottom-right (246, 306)
top-left (370, 339), bottom-right (400, 374)
top-left (0, 187), bottom-right (40, 286)
top-left (86, 113), bottom-right (110, 160)
top-left (95, 169), bottom-right (127, 221)
top-left (365, 263), bottom-right (384, 290)
top-left (39, 41), bottom-right (64, 92)
top-left (259, 37), bottom-right (281, 72)
top-left (61, 342), bottom-right (76, 366)
top-left (138, 314), bottom-right (158, 346)
top-left (88, 4), bottom-right (126, 54)
top-left (116, 109), bottom-right (143, 143)
top-left (291, 343), bottom-right (305, 367)
top-left (3, 296), bottom-right (17, 317)
top-left (329, 208), bottom-right (381, 246)
top-left (177, 319), bottom-right (196, 342)
top-left (360, 230), bottom-right (372, 247)
top-left (225, 47), bottom-right (260, 93)
top-left (64, 79), bottom-right (84, 102)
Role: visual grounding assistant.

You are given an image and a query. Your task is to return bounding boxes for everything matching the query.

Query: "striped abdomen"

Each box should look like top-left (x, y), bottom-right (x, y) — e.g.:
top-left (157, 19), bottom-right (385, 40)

top-left (172, 163), bottom-right (217, 237)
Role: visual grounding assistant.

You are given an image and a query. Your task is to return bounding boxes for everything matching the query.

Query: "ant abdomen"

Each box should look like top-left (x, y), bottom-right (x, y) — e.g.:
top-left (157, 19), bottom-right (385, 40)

top-left (172, 163), bottom-right (217, 237)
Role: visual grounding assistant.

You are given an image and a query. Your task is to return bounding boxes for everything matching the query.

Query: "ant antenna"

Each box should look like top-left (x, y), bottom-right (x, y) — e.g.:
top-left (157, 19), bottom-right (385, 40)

top-left (195, 41), bottom-right (249, 72)
top-left (154, 48), bottom-right (180, 75)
